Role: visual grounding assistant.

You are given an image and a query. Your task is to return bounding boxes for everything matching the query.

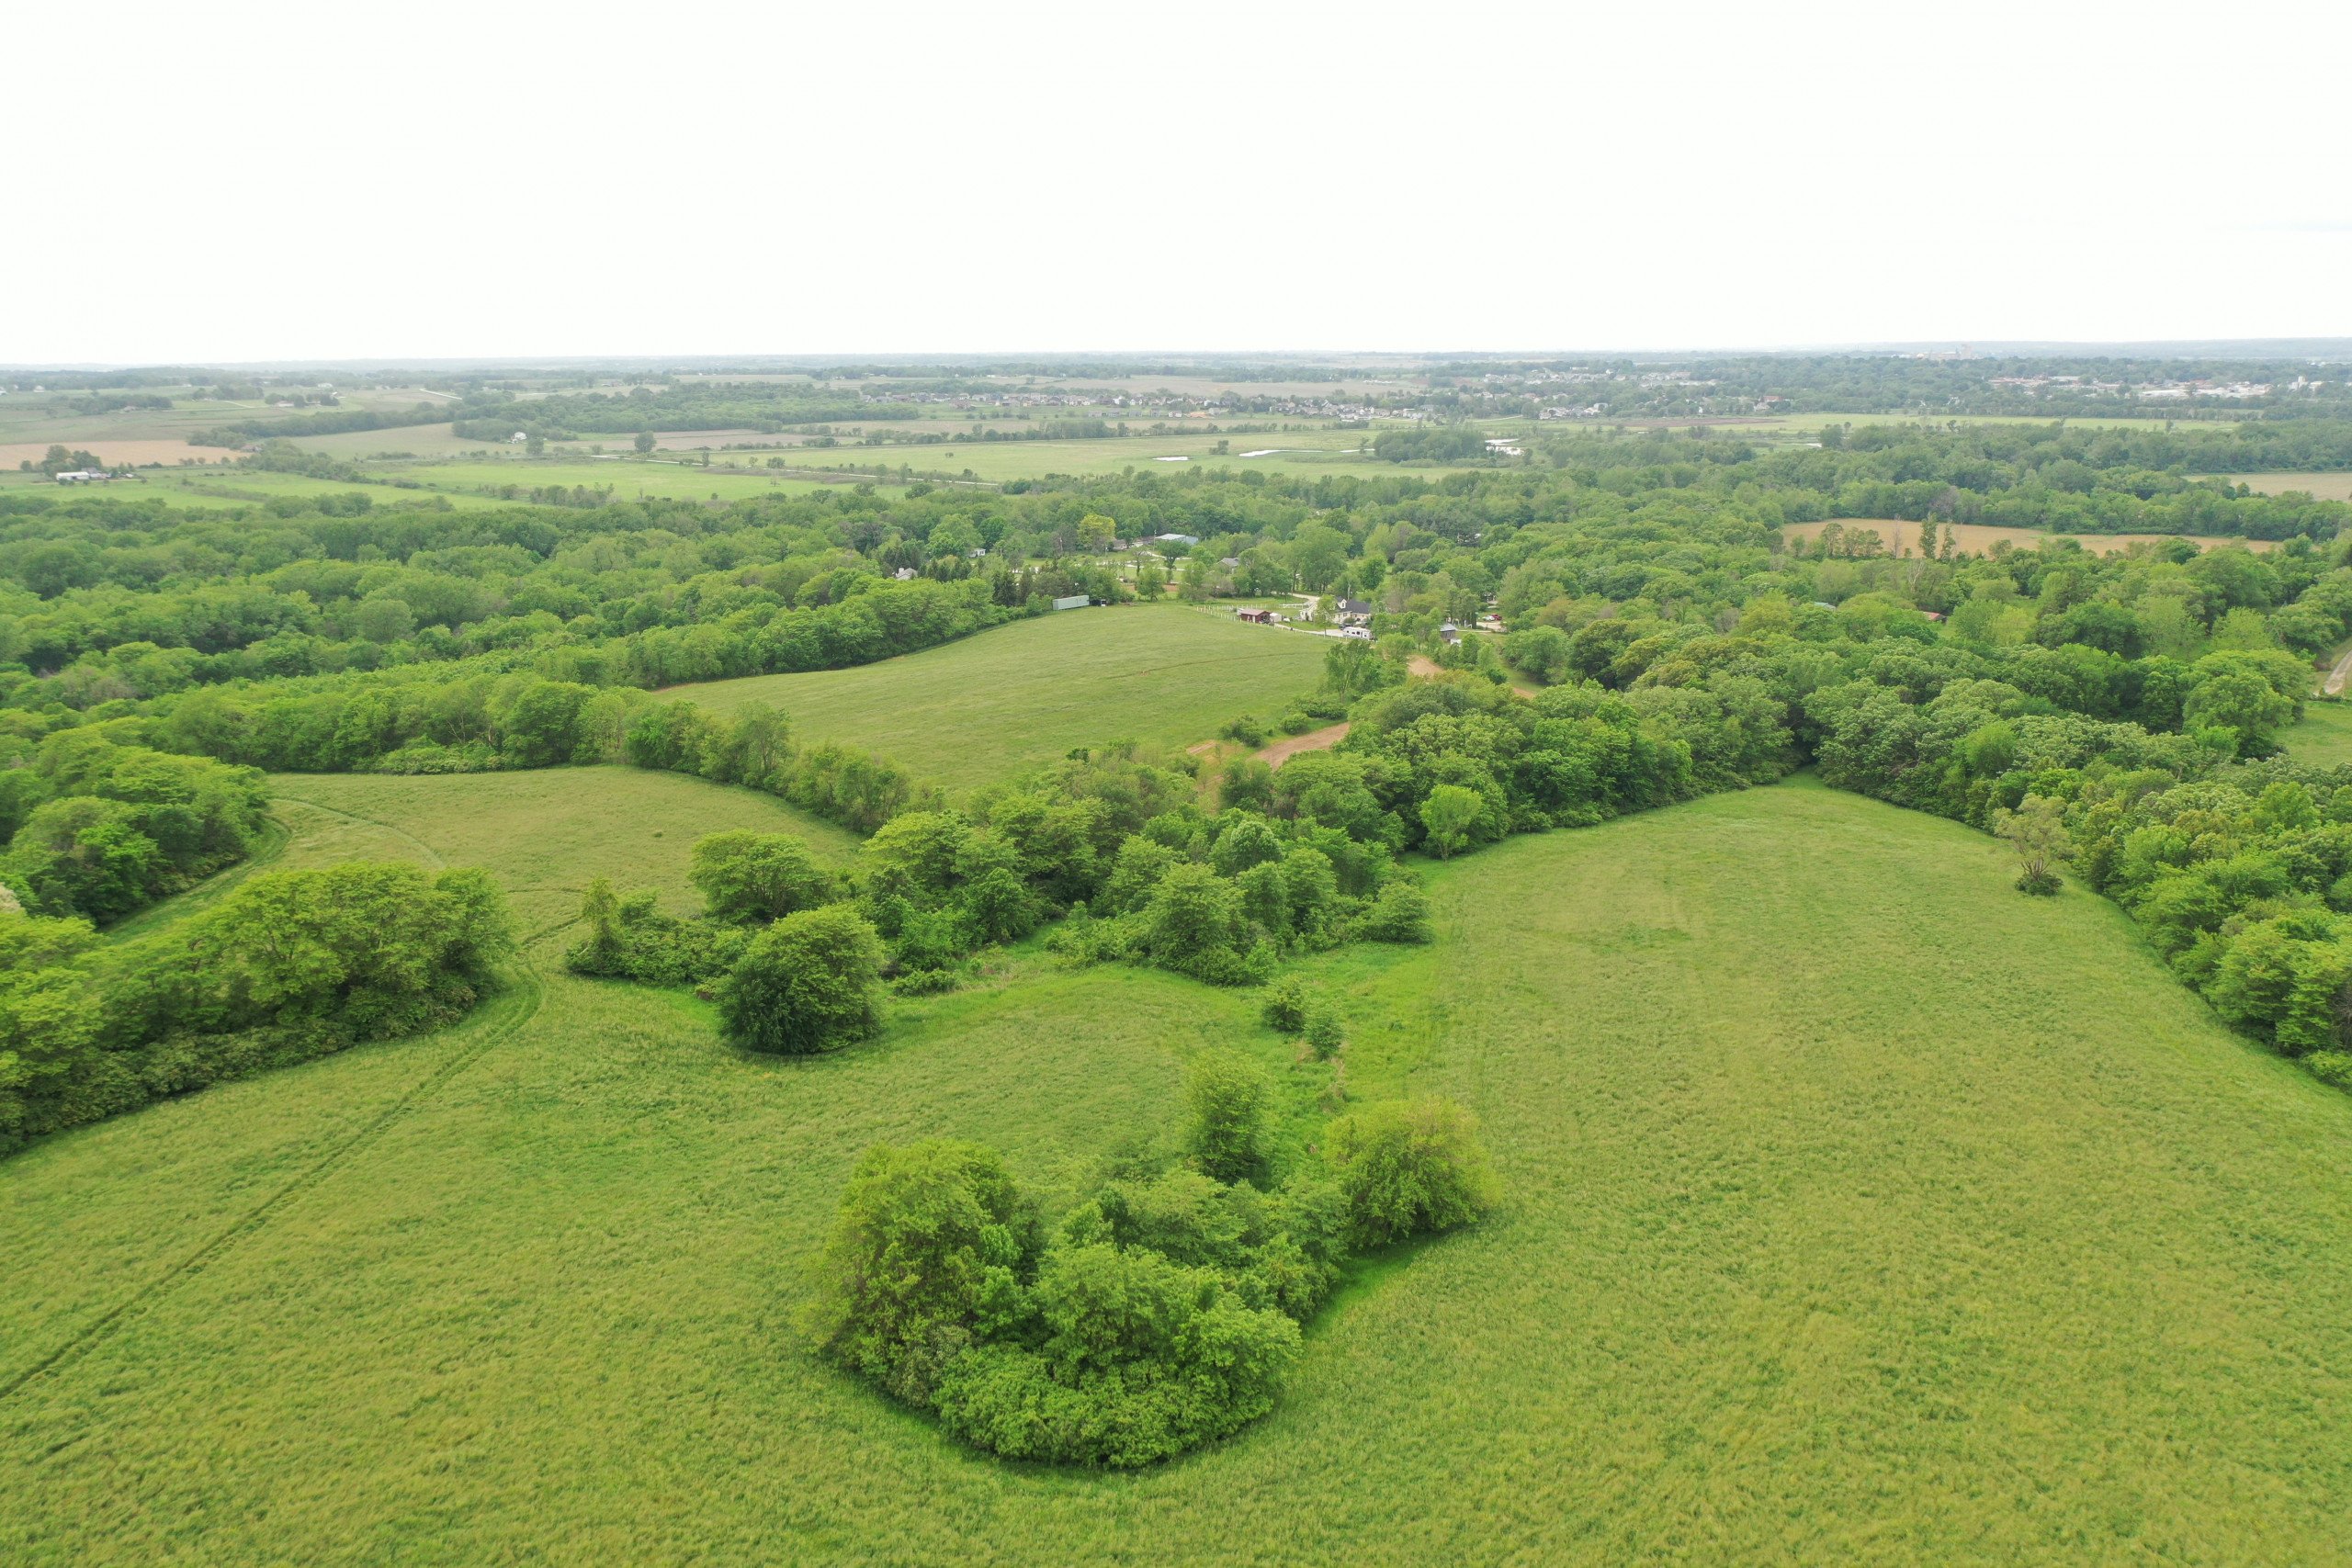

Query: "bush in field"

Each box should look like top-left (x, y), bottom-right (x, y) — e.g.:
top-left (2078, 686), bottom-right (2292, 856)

top-left (1182, 1048), bottom-right (1272, 1184)
top-left (718, 905), bottom-right (885, 1054)
top-left (1325, 1097), bottom-right (1501, 1246)
top-left (1356, 877), bottom-right (1431, 942)
top-left (689, 830), bottom-right (835, 924)
top-left (804, 1139), bottom-right (1040, 1404)
top-left (1260, 975), bottom-right (1310, 1035)
top-left (931, 1243), bottom-right (1300, 1467)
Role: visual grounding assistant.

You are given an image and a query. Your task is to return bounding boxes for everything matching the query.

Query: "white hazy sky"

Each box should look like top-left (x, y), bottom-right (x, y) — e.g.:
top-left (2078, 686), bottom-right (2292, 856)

top-left (9, 1), bottom-right (2349, 366)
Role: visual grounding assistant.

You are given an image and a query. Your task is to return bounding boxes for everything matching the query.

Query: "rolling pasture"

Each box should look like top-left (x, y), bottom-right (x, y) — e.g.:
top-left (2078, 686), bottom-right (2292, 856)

top-left (668, 604), bottom-right (1330, 790)
top-left (4, 778), bottom-right (2348, 1562)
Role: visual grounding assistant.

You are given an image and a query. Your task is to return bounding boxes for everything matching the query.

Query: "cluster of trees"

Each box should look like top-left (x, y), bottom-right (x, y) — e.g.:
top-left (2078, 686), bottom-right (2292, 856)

top-left (806, 1052), bottom-right (1498, 1465)
top-left (0, 862), bottom-right (509, 1156)
top-left (450, 385), bottom-right (869, 441)
top-left (1, 730), bottom-right (267, 922)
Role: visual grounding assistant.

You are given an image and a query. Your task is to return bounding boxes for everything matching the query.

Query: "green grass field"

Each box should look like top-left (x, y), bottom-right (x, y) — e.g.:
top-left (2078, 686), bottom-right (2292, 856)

top-left (2283, 700), bottom-right (2352, 767)
top-left (6, 776), bottom-right (2349, 1563)
top-left (668, 604), bottom-right (1331, 790)
top-left (752, 429), bottom-right (1447, 485)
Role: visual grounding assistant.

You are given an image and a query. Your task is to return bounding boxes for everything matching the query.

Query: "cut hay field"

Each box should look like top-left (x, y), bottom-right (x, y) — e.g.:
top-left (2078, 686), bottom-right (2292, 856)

top-left (0, 439), bottom-right (246, 469)
top-left (2222, 471), bottom-right (2352, 502)
top-left (1781, 518), bottom-right (2279, 557)
top-left (6, 778), bottom-right (2349, 1563)
top-left (668, 604), bottom-right (1330, 791)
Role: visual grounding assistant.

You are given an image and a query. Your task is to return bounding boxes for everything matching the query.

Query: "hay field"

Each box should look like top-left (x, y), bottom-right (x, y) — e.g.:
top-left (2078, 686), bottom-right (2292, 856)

top-left (2222, 472), bottom-right (2352, 502)
top-left (668, 604), bottom-right (1329, 790)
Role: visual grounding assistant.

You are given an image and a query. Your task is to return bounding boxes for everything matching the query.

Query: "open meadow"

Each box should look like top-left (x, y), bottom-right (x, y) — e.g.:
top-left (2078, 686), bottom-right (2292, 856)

top-left (4, 777), bottom-right (2348, 1563)
top-left (667, 604), bottom-right (1330, 791)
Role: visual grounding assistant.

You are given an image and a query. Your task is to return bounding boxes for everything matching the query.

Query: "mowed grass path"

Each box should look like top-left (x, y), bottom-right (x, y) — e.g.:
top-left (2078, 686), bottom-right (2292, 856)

top-left (5, 777), bottom-right (2350, 1562)
top-left (668, 605), bottom-right (1329, 789)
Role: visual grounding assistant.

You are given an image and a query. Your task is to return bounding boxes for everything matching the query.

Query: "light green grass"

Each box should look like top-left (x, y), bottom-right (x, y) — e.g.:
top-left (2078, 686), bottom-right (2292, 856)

top-left (371, 457), bottom-right (896, 504)
top-left (6, 778), bottom-right (2350, 1562)
top-left (2283, 700), bottom-right (2352, 767)
top-left (668, 604), bottom-right (1329, 790)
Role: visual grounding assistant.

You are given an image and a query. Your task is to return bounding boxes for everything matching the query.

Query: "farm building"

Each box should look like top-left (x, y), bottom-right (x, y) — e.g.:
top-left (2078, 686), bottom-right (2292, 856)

top-left (1335, 597), bottom-right (1374, 625)
top-left (1236, 607), bottom-right (1278, 624)
top-left (1050, 594), bottom-right (1091, 612)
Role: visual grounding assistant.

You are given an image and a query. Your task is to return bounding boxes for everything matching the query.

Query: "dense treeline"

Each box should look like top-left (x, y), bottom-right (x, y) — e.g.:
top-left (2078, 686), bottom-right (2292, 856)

top-left (0, 862), bottom-right (509, 1155)
top-left (0, 731), bottom-right (266, 921)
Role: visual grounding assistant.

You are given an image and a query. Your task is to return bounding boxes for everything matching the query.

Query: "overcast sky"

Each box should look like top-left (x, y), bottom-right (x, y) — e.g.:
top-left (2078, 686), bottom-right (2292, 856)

top-left (11, 1), bottom-right (2349, 366)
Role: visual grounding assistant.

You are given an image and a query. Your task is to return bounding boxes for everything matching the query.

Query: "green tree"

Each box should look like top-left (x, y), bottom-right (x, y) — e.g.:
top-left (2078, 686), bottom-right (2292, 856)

top-left (718, 905), bottom-right (885, 1054)
top-left (1325, 1097), bottom-right (1500, 1245)
top-left (633, 431), bottom-right (656, 454)
top-left (689, 830), bottom-right (833, 924)
top-left (1990, 794), bottom-right (2071, 896)
top-left (805, 1139), bottom-right (1038, 1403)
top-left (1183, 1048), bottom-right (1273, 1184)
top-left (1419, 784), bottom-right (1482, 858)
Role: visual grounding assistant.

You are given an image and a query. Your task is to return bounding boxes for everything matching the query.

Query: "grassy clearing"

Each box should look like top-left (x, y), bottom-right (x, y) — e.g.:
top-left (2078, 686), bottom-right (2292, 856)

top-left (2282, 700), bottom-right (2352, 767)
top-left (669, 604), bottom-right (1329, 791)
top-left (4, 778), bottom-right (2348, 1562)
top-left (1780, 517), bottom-right (2278, 556)
top-left (739, 429), bottom-right (1450, 484)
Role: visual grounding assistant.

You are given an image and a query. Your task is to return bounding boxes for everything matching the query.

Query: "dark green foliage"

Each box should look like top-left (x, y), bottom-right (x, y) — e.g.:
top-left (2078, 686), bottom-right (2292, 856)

top-left (0, 733), bottom-right (267, 923)
top-left (718, 905), bottom-right (886, 1055)
top-left (804, 1139), bottom-right (1041, 1404)
top-left (1326, 1097), bottom-right (1503, 1247)
top-left (1, 862), bottom-right (510, 1154)
top-left (689, 830), bottom-right (836, 924)
top-left (929, 1245), bottom-right (1300, 1467)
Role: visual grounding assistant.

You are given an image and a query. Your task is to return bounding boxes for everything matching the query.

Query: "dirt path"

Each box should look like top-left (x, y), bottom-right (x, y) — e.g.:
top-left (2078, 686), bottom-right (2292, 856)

top-left (1408, 651), bottom-right (1536, 698)
top-left (1256, 722), bottom-right (1351, 769)
top-left (2325, 645), bottom-right (2352, 696)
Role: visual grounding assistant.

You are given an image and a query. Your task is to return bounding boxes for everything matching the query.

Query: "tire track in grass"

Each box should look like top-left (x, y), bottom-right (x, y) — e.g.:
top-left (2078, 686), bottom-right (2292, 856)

top-left (0, 957), bottom-right (542, 1404)
top-left (269, 793), bottom-right (448, 869)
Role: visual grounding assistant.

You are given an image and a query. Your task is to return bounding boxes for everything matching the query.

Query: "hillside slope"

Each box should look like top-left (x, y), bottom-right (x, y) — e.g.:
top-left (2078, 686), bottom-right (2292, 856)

top-left (3, 779), bottom-right (2348, 1563)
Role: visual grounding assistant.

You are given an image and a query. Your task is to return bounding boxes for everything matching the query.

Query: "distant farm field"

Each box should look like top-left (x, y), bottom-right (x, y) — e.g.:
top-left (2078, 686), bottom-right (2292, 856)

top-left (755, 428), bottom-right (1452, 484)
top-left (0, 440), bottom-right (245, 469)
top-left (669, 604), bottom-right (1329, 790)
top-left (6, 778), bottom-right (2350, 1562)
top-left (2222, 471), bottom-right (2352, 502)
top-left (372, 457), bottom-right (892, 504)
top-left (1781, 518), bottom-right (2279, 556)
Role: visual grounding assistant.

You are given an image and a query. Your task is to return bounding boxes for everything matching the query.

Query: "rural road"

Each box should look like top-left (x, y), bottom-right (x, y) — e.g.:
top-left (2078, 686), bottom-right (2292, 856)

top-left (2325, 646), bottom-right (2352, 696)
